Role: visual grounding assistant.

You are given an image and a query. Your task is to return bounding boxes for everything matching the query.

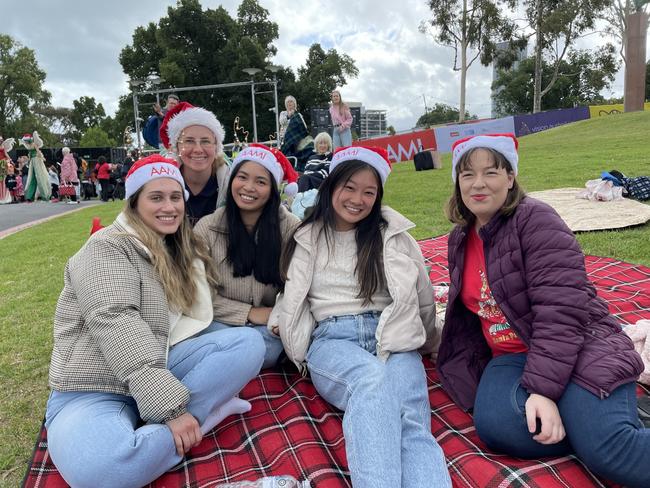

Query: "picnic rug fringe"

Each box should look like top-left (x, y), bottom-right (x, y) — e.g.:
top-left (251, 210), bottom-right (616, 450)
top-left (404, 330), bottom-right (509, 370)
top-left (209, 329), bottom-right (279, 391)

top-left (23, 235), bottom-right (650, 488)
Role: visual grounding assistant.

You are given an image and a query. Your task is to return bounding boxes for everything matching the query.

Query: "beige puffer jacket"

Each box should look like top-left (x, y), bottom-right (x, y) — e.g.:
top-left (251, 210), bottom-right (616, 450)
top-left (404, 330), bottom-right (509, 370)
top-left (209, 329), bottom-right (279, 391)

top-left (272, 206), bottom-right (439, 374)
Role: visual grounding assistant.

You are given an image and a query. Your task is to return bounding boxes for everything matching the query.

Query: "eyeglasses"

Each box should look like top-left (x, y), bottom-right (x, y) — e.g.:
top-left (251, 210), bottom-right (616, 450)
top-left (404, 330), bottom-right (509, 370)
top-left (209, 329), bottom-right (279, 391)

top-left (178, 138), bottom-right (217, 149)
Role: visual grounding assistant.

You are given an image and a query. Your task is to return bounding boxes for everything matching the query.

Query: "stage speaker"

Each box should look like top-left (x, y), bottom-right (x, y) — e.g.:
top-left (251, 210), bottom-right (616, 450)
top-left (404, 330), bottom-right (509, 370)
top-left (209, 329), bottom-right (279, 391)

top-left (413, 150), bottom-right (441, 171)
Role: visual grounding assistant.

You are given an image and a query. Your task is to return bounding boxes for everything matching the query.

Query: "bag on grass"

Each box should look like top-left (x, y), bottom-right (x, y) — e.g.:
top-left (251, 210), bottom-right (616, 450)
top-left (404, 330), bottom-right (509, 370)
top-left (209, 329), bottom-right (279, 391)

top-left (622, 176), bottom-right (650, 201)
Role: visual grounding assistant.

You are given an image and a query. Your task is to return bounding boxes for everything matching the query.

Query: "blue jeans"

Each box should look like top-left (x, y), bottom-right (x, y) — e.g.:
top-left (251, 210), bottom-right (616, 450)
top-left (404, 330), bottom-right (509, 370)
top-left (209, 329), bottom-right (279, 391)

top-left (474, 353), bottom-right (650, 488)
top-left (202, 320), bottom-right (284, 369)
top-left (332, 127), bottom-right (352, 149)
top-left (306, 312), bottom-right (451, 488)
top-left (45, 327), bottom-right (265, 488)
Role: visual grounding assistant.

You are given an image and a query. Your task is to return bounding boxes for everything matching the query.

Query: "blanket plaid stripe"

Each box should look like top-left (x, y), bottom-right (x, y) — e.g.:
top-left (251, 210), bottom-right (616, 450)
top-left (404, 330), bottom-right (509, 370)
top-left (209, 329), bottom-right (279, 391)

top-left (23, 236), bottom-right (650, 488)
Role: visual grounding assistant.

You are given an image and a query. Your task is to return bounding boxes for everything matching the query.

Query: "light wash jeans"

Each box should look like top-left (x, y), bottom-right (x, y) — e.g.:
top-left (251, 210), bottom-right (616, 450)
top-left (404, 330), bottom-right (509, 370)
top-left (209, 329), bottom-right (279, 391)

top-left (45, 327), bottom-right (265, 488)
top-left (332, 127), bottom-right (352, 149)
top-left (202, 319), bottom-right (284, 369)
top-left (474, 353), bottom-right (650, 488)
top-left (306, 312), bottom-right (451, 488)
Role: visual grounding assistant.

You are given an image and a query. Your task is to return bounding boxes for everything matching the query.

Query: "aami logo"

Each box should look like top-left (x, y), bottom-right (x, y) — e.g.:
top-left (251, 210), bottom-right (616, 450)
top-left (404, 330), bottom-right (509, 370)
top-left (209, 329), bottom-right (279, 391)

top-left (385, 138), bottom-right (423, 163)
top-left (334, 148), bottom-right (359, 161)
top-left (150, 165), bottom-right (179, 177)
top-left (242, 149), bottom-right (268, 160)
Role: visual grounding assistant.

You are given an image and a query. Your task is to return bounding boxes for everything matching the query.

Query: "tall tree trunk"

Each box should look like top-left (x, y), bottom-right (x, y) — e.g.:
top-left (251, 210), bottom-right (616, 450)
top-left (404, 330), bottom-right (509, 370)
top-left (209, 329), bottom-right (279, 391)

top-left (459, 0), bottom-right (468, 122)
top-left (533, 0), bottom-right (543, 113)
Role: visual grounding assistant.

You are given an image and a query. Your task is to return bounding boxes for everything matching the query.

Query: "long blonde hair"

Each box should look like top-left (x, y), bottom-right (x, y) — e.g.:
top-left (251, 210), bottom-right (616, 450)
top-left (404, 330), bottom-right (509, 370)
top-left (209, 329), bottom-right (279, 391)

top-left (124, 194), bottom-right (217, 313)
top-left (331, 89), bottom-right (349, 116)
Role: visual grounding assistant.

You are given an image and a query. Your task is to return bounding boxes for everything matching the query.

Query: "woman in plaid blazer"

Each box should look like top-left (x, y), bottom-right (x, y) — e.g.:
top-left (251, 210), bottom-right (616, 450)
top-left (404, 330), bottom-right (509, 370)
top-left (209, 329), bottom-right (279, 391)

top-left (45, 155), bottom-right (266, 488)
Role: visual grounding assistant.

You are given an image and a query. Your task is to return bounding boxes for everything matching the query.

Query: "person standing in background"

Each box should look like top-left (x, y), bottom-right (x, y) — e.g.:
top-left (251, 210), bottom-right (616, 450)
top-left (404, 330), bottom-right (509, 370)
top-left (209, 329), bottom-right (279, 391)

top-left (329, 90), bottom-right (353, 150)
top-left (278, 96), bottom-right (297, 145)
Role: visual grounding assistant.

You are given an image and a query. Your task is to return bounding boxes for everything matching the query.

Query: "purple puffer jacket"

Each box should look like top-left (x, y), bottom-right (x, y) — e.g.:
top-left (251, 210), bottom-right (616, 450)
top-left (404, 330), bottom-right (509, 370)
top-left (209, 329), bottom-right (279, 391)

top-left (437, 197), bottom-right (643, 411)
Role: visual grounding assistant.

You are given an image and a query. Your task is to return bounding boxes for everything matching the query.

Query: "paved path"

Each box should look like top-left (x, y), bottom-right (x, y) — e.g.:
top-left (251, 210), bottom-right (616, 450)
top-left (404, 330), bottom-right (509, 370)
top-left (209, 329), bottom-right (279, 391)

top-left (0, 200), bottom-right (103, 239)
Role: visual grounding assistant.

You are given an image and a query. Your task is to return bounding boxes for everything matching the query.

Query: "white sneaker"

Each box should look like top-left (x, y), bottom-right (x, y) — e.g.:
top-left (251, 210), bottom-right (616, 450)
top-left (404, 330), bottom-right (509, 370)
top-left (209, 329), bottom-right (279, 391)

top-left (67, 200), bottom-right (77, 205)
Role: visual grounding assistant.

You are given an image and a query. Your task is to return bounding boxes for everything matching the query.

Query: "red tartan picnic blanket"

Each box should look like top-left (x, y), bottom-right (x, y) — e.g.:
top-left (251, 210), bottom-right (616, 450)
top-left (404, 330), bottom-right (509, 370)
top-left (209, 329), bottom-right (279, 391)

top-left (23, 236), bottom-right (650, 488)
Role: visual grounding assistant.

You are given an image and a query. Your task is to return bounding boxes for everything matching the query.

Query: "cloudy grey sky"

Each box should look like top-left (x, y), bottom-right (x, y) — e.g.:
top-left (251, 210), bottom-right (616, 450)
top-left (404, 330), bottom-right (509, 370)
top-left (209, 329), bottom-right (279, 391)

top-left (3, 0), bottom-right (637, 131)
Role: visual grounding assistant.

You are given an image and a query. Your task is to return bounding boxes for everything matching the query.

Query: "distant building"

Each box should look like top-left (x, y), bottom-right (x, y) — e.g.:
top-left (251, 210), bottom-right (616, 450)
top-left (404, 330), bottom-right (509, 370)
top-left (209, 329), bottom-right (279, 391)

top-left (491, 41), bottom-right (528, 118)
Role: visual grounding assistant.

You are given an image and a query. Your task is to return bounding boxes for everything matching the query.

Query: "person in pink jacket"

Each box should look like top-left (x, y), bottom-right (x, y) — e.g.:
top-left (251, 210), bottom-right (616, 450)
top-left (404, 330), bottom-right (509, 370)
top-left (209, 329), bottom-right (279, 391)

top-left (60, 147), bottom-right (79, 204)
top-left (329, 89), bottom-right (353, 149)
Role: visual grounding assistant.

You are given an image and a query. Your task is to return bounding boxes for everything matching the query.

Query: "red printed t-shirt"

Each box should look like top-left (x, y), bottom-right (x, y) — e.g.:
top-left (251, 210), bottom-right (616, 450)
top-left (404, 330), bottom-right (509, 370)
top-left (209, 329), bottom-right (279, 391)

top-left (460, 227), bottom-right (528, 356)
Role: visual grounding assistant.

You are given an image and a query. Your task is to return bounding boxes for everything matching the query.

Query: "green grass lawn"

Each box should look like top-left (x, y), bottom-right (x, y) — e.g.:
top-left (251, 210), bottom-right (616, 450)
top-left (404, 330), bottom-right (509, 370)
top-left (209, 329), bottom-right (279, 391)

top-left (1, 111), bottom-right (649, 487)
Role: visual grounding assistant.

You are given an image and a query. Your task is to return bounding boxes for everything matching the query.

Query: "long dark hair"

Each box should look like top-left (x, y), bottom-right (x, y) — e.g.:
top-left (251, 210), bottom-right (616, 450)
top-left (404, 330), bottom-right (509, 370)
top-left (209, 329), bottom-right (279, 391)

top-left (281, 160), bottom-right (387, 304)
top-left (225, 162), bottom-right (283, 288)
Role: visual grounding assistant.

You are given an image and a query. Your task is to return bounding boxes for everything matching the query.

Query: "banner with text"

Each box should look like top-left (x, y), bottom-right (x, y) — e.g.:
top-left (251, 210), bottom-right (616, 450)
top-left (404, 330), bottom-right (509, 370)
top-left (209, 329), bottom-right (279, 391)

top-left (433, 117), bottom-right (515, 153)
top-left (513, 107), bottom-right (590, 137)
top-left (589, 102), bottom-right (650, 117)
top-left (355, 129), bottom-right (436, 163)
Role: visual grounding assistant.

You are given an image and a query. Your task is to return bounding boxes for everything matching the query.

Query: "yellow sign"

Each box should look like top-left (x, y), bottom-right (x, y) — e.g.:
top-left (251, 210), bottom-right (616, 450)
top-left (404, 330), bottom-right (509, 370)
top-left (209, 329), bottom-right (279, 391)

top-left (589, 103), bottom-right (650, 117)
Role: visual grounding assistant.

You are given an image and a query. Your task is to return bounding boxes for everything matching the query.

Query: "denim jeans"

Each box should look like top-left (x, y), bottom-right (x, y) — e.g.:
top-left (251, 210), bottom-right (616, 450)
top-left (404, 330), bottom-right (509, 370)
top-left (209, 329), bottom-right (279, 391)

top-left (332, 127), bottom-right (352, 149)
top-left (473, 353), bottom-right (650, 488)
top-left (45, 327), bottom-right (265, 488)
top-left (306, 312), bottom-right (451, 488)
top-left (202, 319), bottom-right (284, 369)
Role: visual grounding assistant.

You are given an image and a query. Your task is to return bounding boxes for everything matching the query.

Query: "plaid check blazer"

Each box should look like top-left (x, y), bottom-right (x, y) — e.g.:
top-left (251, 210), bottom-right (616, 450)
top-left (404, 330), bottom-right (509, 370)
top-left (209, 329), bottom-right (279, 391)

top-left (48, 221), bottom-right (190, 423)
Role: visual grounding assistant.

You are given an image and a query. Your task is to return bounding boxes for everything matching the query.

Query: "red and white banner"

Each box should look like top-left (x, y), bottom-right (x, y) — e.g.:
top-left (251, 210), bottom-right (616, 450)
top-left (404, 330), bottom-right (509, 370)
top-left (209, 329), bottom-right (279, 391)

top-left (355, 129), bottom-right (436, 163)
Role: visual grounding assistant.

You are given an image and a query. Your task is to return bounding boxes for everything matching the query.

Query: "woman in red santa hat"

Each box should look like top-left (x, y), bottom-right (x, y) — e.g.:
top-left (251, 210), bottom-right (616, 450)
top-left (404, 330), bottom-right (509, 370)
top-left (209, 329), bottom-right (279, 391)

top-left (159, 102), bottom-right (230, 225)
top-left (194, 144), bottom-right (300, 368)
top-left (271, 146), bottom-right (450, 487)
top-left (45, 155), bottom-right (265, 487)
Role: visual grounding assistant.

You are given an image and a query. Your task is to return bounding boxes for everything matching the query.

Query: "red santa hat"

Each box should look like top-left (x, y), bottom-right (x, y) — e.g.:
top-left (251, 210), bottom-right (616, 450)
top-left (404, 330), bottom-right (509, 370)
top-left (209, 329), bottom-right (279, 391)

top-left (125, 154), bottom-right (189, 200)
top-left (451, 133), bottom-right (519, 182)
top-left (330, 145), bottom-right (392, 186)
top-left (231, 143), bottom-right (299, 196)
top-left (159, 102), bottom-right (225, 152)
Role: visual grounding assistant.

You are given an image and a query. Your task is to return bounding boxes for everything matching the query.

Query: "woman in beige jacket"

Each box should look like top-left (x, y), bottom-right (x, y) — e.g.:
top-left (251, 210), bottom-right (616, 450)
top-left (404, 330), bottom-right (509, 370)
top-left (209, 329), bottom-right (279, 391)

top-left (271, 147), bottom-right (450, 488)
top-left (46, 155), bottom-right (265, 488)
top-left (195, 144), bottom-right (299, 368)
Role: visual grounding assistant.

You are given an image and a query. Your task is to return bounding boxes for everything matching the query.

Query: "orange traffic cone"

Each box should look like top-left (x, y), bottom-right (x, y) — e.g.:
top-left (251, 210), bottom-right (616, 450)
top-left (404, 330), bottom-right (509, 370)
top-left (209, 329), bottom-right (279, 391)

top-left (90, 217), bottom-right (104, 235)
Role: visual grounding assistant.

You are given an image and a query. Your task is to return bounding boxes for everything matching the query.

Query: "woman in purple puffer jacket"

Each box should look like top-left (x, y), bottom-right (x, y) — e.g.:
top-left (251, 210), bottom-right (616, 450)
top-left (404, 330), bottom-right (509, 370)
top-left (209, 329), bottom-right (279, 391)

top-left (437, 133), bottom-right (649, 488)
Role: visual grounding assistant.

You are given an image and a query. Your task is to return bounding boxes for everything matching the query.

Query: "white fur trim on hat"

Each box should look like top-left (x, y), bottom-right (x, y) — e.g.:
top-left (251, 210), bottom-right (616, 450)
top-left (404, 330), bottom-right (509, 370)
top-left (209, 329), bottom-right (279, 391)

top-left (330, 146), bottom-right (391, 185)
top-left (451, 134), bottom-right (518, 182)
top-left (125, 161), bottom-right (189, 201)
top-left (167, 107), bottom-right (225, 151)
top-left (231, 146), bottom-right (283, 184)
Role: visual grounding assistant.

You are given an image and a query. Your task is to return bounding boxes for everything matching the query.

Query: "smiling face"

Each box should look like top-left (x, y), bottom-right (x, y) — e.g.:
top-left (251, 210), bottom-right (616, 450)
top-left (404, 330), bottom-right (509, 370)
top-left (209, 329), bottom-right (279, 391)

top-left (230, 161), bottom-right (273, 221)
top-left (316, 138), bottom-right (331, 154)
top-left (331, 167), bottom-right (379, 231)
top-left (177, 125), bottom-right (217, 177)
top-left (458, 148), bottom-right (514, 228)
top-left (135, 178), bottom-right (185, 236)
top-left (331, 91), bottom-right (341, 104)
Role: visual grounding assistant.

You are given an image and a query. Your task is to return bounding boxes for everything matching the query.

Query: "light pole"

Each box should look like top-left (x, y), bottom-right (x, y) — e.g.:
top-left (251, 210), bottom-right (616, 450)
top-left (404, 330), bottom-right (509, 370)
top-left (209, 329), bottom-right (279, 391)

top-left (266, 65), bottom-right (281, 147)
top-left (129, 79), bottom-right (145, 150)
top-left (243, 67), bottom-right (262, 142)
top-left (148, 75), bottom-right (164, 105)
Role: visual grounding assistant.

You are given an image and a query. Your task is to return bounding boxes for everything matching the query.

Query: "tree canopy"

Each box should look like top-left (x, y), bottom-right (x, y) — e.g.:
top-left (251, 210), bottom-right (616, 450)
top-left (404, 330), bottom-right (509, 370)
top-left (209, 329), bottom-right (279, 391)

top-left (416, 103), bottom-right (477, 127)
top-left (493, 45), bottom-right (619, 116)
top-left (290, 43), bottom-right (359, 125)
top-left (117, 0), bottom-right (357, 145)
top-left (0, 34), bottom-right (51, 140)
top-left (421, 0), bottom-right (519, 122)
top-left (522, 0), bottom-right (613, 112)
